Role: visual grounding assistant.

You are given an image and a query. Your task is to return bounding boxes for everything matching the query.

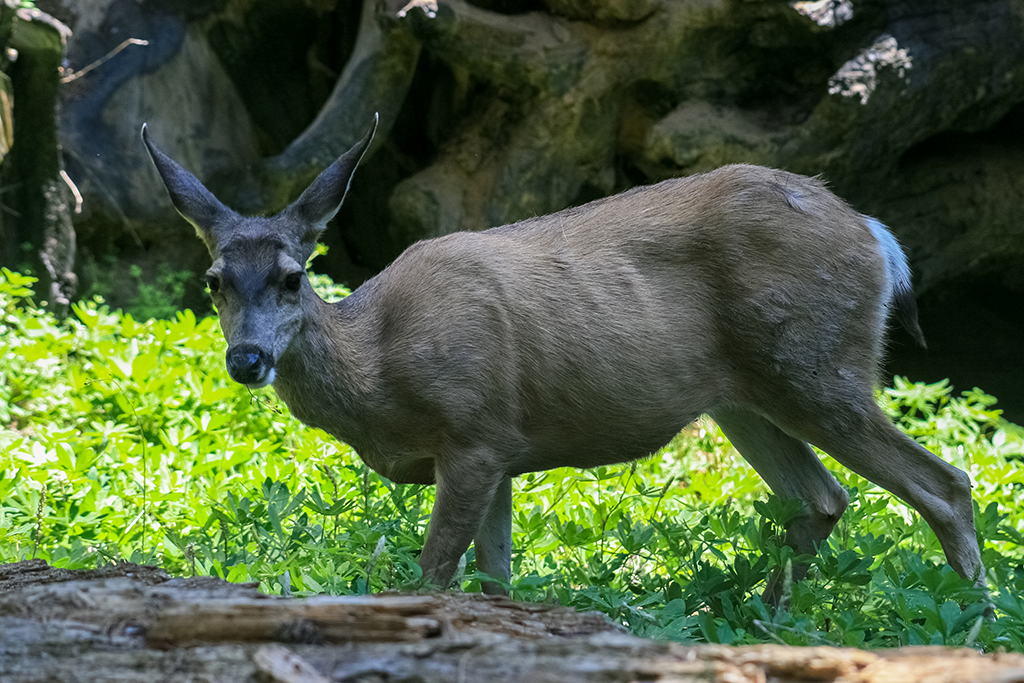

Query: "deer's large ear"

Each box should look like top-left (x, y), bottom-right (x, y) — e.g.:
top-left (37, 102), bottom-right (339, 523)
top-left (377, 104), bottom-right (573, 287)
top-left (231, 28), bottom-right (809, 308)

top-left (141, 124), bottom-right (236, 252)
top-left (284, 113), bottom-right (378, 245)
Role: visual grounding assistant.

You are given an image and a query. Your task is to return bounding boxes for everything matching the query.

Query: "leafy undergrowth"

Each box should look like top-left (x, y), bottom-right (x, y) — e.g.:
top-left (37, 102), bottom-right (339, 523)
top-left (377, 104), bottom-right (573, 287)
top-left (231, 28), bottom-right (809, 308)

top-left (2, 267), bottom-right (1024, 650)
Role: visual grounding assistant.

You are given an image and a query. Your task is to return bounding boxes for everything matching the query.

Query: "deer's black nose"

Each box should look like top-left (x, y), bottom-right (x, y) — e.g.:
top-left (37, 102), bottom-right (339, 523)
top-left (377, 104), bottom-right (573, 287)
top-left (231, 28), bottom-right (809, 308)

top-left (226, 344), bottom-right (274, 386)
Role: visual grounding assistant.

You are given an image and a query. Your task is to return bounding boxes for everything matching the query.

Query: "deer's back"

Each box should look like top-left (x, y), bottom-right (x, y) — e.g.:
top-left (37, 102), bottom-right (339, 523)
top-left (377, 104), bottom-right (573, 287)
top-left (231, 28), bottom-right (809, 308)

top-left (345, 165), bottom-right (887, 475)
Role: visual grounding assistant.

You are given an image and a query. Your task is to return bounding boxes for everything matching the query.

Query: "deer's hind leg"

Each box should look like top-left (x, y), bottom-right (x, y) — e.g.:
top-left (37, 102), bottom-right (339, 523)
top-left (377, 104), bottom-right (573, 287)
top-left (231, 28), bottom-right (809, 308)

top-left (779, 398), bottom-right (986, 591)
top-left (710, 406), bottom-right (850, 604)
top-left (474, 474), bottom-right (513, 595)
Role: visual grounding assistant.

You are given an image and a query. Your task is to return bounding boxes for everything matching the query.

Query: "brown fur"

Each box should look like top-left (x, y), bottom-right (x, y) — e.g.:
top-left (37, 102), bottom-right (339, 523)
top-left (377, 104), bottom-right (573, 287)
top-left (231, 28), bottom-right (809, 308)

top-left (143, 121), bottom-right (986, 601)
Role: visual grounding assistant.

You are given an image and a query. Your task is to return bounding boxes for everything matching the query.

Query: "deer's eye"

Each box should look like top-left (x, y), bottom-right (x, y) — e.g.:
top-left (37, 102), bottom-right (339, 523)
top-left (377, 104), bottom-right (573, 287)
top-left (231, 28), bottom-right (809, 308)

top-left (284, 272), bottom-right (302, 292)
top-left (206, 274), bottom-right (221, 294)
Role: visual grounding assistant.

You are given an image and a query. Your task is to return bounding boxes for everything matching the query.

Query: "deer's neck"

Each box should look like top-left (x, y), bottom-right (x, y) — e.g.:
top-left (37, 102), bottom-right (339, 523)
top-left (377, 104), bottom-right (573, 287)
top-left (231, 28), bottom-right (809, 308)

top-left (272, 293), bottom-right (379, 447)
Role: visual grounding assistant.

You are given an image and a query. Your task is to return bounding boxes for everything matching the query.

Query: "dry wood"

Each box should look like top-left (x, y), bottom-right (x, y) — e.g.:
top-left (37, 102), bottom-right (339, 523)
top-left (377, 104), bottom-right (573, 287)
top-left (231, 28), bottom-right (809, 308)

top-left (0, 558), bottom-right (174, 591)
top-left (1, 561), bottom-right (1023, 683)
top-left (146, 591), bottom-right (622, 648)
top-left (253, 644), bottom-right (333, 683)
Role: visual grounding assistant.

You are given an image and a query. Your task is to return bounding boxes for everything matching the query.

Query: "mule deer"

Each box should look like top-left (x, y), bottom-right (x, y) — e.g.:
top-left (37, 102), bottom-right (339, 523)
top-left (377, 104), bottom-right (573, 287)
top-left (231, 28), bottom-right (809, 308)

top-left (142, 116), bottom-right (986, 600)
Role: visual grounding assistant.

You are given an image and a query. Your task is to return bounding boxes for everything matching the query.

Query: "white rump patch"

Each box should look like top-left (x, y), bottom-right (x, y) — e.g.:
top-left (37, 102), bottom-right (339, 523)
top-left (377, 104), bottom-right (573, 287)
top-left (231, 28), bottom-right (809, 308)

top-left (865, 216), bottom-right (913, 304)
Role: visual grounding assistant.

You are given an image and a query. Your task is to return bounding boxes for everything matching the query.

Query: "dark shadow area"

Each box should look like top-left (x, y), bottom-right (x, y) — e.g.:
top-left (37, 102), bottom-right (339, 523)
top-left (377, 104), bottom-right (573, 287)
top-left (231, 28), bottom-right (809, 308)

top-left (885, 279), bottom-right (1024, 425)
top-left (881, 102), bottom-right (1024, 425)
top-left (207, 0), bottom-right (355, 155)
top-left (900, 102), bottom-right (1024, 168)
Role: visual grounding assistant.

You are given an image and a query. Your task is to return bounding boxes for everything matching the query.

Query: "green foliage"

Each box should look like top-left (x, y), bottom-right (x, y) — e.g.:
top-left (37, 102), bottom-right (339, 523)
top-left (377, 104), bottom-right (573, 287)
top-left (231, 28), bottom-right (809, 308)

top-left (79, 254), bottom-right (195, 322)
top-left (1, 266), bottom-right (1023, 650)
top-left (127, 263), bottom-right (192, 321)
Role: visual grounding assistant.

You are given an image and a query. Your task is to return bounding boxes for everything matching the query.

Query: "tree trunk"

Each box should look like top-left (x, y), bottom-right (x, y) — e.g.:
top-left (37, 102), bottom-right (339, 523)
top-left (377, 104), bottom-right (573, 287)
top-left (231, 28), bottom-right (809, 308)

top-left (0, 7), bottom-right (75, 313)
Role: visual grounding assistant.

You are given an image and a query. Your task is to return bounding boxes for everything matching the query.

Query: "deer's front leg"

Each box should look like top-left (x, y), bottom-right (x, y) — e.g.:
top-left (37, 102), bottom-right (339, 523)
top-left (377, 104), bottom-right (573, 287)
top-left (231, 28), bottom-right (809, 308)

top-left (419, 451), bottom-right (508, 591)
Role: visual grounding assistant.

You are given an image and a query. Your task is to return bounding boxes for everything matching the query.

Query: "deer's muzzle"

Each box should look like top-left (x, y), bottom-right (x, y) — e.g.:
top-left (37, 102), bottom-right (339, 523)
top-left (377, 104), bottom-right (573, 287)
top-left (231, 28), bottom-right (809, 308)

top-left (226, 343), bottom-right (275, 388)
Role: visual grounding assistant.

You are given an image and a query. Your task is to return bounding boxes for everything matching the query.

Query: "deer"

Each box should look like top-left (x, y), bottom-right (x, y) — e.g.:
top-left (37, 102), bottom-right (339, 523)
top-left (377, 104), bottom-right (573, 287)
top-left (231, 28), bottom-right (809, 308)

top-left (142, 115), bottom-right (986, 602)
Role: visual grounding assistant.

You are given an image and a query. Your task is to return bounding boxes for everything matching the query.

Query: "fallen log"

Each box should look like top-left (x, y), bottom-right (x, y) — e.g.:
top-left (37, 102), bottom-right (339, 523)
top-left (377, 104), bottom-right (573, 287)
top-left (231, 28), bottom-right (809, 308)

top-left (1, 559), bottom-right (1022, 683)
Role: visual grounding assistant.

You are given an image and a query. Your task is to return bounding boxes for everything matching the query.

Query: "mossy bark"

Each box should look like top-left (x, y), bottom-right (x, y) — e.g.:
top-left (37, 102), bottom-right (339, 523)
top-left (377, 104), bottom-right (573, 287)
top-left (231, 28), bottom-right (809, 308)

top-left (0, 7), bottom-right (75, 313)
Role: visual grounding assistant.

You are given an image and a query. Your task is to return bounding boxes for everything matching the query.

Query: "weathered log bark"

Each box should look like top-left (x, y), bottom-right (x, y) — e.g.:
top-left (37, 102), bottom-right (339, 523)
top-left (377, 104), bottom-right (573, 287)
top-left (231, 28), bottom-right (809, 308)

top-left (1, 560), bottom-right (1023, 683)
top-left (63, 0), bottom-right (1024, 281)
top-left (0, 6), bottom-right (75, 313)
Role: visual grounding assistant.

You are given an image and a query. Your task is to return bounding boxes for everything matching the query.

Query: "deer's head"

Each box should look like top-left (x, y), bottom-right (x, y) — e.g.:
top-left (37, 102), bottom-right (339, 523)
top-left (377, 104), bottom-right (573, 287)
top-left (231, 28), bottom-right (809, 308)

top-left (142, 116), bottom-right (377, 387)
